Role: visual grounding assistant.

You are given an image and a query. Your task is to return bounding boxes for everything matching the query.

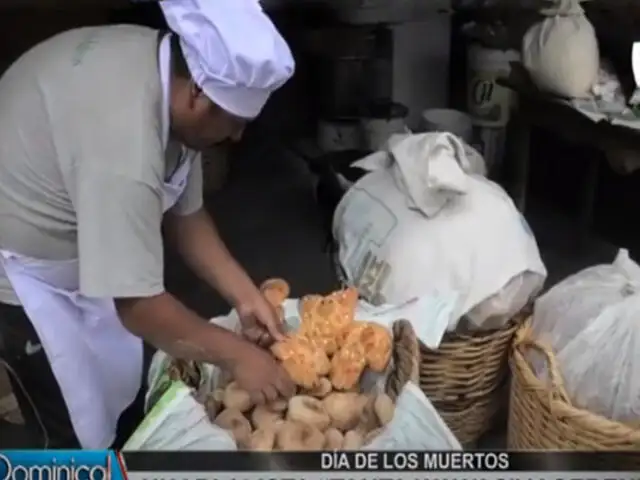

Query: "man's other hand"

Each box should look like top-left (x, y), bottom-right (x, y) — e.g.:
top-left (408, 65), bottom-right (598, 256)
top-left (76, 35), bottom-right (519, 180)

top-left (232, 343), bottom-right (295, 404)
top-left (237, 292), bottom-right (286, 347)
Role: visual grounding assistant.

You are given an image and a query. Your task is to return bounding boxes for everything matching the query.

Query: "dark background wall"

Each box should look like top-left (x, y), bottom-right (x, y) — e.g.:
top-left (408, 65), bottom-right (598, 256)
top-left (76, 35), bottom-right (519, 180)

top-left (1, 3), bottom-right (640, 257)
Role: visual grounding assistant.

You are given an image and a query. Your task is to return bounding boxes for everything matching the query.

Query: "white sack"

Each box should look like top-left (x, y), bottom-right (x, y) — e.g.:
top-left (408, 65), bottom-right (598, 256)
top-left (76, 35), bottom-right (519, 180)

top-left (522, 0), bottom-right (599, 98)
top-left (123, 298), bottom-right (462, 451)
top-left (532, 249), bottom-right (640, 423)
top-left (333, 132), bottom-right (546, 331)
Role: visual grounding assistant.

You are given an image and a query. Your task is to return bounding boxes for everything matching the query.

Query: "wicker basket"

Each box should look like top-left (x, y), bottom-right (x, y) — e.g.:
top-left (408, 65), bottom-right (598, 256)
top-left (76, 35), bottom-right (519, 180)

top-left (168, 319), bottom-right (421, 405)
top-left (418, 310), bottom-right (527, 444)
top-left (438, 383), bottom-right (507, 446)
top-left (508, 320), bottom-right (640, 452)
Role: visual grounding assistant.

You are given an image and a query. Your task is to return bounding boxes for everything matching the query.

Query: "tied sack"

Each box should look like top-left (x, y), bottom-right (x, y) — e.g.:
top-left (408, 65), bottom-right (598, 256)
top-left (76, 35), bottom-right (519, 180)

top-left (531, 249), bottom-right (640, 423)
top-left (522, 0), bottom-right (599, 98)
top-left (332, 132), bottom-right (547, 331)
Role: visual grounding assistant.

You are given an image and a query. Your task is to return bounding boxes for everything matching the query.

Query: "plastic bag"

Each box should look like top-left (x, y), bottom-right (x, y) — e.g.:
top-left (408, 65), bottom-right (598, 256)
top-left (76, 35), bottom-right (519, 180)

top-left (532, 249), bottom-right (640, 422)
top-left (123, 298), bottom-right (462, 451)
top-left (333, 132), bottom-right (546, 331)
top-left (522, 0), bottom-right (599, 98)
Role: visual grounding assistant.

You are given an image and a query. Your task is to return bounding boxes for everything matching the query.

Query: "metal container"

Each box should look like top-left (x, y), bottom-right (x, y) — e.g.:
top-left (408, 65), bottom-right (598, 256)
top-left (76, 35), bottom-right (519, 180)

top-left (317, 118), bottom-right (363, 152)
top-left (360, 102), bottom-right (409, 151)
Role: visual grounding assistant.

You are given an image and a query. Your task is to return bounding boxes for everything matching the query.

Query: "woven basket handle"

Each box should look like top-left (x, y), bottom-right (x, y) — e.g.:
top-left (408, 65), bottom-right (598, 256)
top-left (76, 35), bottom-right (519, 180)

top-left (384, 319), bottom-right (420, 402)
top-left (512, 319), bottom-right (572, 404)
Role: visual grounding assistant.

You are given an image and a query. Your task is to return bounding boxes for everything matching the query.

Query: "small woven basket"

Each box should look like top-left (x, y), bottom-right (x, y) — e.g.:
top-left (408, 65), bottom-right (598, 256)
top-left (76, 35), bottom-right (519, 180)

top-left (508, 320), bottom-right (640, 455)
top-left (419, 309), bottom-right (528, 444)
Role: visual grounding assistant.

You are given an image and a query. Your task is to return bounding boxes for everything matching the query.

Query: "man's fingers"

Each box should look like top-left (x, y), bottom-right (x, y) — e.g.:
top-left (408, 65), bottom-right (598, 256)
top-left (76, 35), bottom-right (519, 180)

top-left (275, 371), bottom-right (296, 399)
top-left (249, 389), bottom-right (266, 405)
top-left (265, 318), bottom-right (286, 342)
top-left (243, 328), bottom-right (261, 342)
top-left (263, 385), bottom-right (278, 403)
top-left (258, 331), bottom-right (273, 347)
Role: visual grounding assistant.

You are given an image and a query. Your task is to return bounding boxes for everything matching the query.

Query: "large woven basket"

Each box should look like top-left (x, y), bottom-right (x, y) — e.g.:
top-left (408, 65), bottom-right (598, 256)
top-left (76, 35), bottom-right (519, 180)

top-left (419, 309), bottom-right (528, 444)
top-left (437, 383), bottom-right (507, 446)
top-left (508, 320), bottom-right (640, 454)
top-left (167, 319), bottom-right (421, 405)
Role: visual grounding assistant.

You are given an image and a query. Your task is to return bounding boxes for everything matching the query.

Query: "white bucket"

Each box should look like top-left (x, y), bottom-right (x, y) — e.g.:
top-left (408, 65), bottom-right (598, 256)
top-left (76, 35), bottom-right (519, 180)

top-left (421, 108), bottom-right (474, 144)
top-left (467, 44), bottom-right (520, 127)
top-left (632, 42), bottom-right (640, 87)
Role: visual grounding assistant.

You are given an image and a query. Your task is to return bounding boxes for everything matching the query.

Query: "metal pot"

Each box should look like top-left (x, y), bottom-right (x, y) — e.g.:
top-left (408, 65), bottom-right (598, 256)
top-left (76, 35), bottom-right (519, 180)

top-left (317, 118), bottom-right (363, 152)
top-left (360, 102), bottom-right (409, 151)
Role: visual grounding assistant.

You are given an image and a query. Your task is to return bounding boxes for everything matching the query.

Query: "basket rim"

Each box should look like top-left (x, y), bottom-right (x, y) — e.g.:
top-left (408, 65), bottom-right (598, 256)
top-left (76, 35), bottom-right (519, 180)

top-left (511, 319), bottom-right (640, 440)
top-left (420, 310), bottom-right (528, 351)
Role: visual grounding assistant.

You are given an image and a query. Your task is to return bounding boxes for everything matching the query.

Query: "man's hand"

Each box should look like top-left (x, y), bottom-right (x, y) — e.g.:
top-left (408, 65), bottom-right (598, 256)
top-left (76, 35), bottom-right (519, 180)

top-left (237, 292), bottom-right (286, 347)
top-left (164, 210), bottom-right (287, 347)
top-left (232, 342), bottom-right (295, 404)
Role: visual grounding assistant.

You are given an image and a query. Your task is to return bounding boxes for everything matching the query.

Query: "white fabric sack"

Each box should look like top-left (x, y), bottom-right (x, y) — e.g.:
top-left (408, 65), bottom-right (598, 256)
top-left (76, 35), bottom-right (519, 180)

top-left (522, 0), bottom-right (599, 98)
top-left (532, 249), bottom-right (640, 423)
top-left (333, 132), bottom-right (546, 331)
top-left (123, 298), bottom-right (462, 451)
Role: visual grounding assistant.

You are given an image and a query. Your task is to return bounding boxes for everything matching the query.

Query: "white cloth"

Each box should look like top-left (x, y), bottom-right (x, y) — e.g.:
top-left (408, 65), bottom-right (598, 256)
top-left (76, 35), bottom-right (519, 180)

top-left (160, 34), bottom-right (172, 149)
top-left (160, 0), bottom-right (295, 119)
top-left (532, 249), bottom-right (640, 423)
top-left (521, 0), bottom-right (599, 98)
top-left (0, 40), bottom-right (194, 449)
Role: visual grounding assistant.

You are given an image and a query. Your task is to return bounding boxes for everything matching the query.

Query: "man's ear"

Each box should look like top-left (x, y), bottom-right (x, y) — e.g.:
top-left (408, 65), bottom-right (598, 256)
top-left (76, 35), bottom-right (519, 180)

top-left (188, 81), bottom-right (210, 109)
top-left (186, 80), bottom-right (201, 106)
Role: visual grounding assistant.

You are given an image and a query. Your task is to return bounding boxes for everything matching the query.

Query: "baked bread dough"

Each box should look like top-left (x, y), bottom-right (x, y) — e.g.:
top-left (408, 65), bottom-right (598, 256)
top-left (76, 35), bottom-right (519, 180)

top-left (271, 335), bottom-right (330, 388)
top-left (343, 321), bottom-right (392, 372)
top-left (260, 278), bottom-right (290, 307)
top-left (298, 288), bottom-right (358, 355)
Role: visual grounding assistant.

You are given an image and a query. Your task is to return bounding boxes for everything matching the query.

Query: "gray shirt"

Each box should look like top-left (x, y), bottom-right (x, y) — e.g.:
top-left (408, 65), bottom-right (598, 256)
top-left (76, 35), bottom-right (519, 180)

top-left (0, 25), bottom-right (203, 305)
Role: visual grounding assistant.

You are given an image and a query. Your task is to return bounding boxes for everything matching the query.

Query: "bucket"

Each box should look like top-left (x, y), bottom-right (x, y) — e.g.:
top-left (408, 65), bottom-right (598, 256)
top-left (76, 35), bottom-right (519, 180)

top-left (421, 109), bottom-right (474, 144)
top-left (360, 102), bottom-right (409, 152)
top-left (466, 44), bottom-right (520, 127)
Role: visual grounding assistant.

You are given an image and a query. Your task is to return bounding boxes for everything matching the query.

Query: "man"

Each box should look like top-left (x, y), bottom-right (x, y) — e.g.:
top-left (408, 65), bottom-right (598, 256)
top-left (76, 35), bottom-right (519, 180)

top-left (0, 0), bottom-right (295, 449)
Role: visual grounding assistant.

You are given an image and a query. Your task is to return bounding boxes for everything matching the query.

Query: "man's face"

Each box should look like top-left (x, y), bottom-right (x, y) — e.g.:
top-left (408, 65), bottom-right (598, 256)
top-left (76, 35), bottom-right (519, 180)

top-left (171, 81), bottom-right (248, 150)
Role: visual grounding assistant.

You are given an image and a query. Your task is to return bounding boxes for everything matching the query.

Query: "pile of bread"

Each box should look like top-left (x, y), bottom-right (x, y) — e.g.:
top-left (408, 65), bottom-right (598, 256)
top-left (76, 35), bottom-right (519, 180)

top-left (203, 381), bottom-right (396, 450)
top-left (201, 279), bottom-right (396, 450)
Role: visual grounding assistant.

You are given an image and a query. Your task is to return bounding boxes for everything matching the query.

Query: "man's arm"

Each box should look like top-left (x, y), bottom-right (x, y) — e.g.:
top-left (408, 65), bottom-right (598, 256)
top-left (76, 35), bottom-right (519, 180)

top-left (115, 293), bottom-right (248, 369)
top-left (72, 159), bottom-right (293, 400)
top-left (164, 154), bottom-right (265, 309)
top-left (72, 158), bottom-right (251, 364)
top-left (165, 154), bottom-right (284, 344)
top-left (164, 208), bottom-right (262, 308)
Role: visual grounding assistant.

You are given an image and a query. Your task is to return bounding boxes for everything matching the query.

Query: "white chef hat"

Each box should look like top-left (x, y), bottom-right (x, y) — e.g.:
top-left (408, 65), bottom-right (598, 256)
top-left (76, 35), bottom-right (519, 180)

top-left (160, 0), bottom-right (295, 119)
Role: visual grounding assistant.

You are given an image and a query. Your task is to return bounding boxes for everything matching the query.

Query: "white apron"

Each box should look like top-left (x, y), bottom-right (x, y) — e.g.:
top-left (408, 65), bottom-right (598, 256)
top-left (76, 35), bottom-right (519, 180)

top-left (0, 152), bottom-right (193, 448)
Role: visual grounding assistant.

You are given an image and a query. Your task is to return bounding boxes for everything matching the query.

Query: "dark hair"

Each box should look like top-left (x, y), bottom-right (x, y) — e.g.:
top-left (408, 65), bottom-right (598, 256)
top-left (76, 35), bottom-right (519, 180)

top-left (170, 33), bottom-right (191, 79)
